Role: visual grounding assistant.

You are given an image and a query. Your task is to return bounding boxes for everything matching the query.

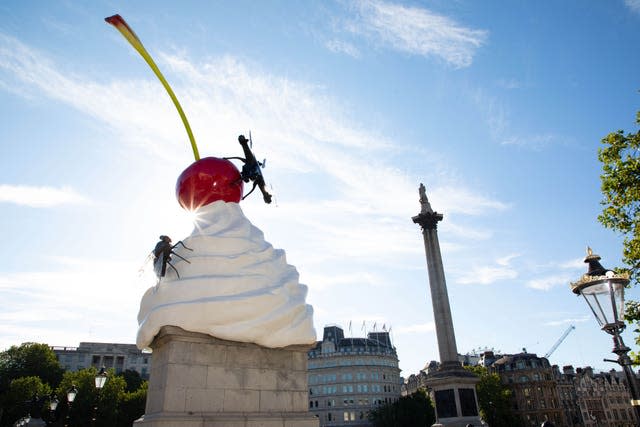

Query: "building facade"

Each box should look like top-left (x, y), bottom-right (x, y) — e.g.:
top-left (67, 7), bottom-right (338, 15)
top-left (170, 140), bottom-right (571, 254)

top-left (51, 342), bottom-right (152, 379)
top-left (570, 366), bottom-right (637, 426)
top-left (307, 325), bottom-right (402, 427)
top-left (491, 351), bottom-right (565, 426)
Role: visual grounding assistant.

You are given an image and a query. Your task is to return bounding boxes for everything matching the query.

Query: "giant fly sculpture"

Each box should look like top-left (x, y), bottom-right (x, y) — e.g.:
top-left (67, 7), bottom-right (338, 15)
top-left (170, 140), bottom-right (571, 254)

top-left (225, 134), bottom-right (272, 204)
top-left (153, 235), bottom-right (192, 279)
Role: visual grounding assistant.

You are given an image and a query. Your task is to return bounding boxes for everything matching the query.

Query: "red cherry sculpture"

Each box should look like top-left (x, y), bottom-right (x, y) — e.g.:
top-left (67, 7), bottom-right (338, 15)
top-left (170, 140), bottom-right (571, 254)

top-left (176, 157), bottom-right (243, 210)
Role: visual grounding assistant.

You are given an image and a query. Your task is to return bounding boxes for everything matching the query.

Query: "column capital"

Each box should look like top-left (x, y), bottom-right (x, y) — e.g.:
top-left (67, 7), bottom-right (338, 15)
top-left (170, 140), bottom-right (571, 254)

top-left (412, 211), bottom-right (443, 230)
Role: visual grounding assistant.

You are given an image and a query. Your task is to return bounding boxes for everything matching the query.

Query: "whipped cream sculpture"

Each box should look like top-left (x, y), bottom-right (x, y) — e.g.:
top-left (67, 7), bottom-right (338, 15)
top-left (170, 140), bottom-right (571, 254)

top-left (137, 201), bottom-right (316, 349)
top-left (105, 15), bottom-right (316, 349)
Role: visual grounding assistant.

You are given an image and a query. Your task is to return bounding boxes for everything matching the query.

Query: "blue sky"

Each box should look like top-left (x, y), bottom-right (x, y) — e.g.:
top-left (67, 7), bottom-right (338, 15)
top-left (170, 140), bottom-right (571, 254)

top-left (1, 0), bottom-right (640, 378)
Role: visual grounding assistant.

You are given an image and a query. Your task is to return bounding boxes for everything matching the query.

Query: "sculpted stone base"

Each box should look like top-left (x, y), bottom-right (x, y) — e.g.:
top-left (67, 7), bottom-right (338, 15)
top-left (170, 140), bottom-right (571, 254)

top-left (425, 364), bottom-right (482, 427)
top-left (134, 326), bottom-right (319, 427)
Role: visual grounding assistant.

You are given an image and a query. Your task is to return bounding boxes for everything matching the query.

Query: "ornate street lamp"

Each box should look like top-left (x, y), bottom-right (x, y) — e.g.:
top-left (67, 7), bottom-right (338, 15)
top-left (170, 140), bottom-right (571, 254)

top-left (94, 366), bottom-right (108, 390)
top-left (570, 247), bottom-right (640, 421)
top-left (92, 367), bottom-right (108, 426)
top-left (46, 394), bottom-right (59, 426)
top-left (65, 385), bottom-right (78, 427)
top-left (49, 395), bottom-right (59, 412)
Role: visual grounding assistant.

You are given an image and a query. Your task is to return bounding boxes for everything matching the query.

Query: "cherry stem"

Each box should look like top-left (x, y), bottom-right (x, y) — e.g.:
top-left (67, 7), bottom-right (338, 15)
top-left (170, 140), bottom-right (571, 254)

top-left (105, 14), bottom-right (200, 161)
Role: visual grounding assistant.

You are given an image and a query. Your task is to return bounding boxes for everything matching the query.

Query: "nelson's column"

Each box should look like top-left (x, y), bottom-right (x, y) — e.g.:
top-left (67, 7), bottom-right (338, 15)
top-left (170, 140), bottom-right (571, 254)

top-left (412, 183), bottom-right (481, 427)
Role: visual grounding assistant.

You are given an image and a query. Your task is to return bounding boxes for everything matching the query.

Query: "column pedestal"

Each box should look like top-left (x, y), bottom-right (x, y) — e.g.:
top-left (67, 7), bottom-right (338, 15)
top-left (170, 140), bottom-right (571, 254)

top-left (425, 365), bottom-right (482, 427)
top-left (134, 326), bottom-right (319, 427)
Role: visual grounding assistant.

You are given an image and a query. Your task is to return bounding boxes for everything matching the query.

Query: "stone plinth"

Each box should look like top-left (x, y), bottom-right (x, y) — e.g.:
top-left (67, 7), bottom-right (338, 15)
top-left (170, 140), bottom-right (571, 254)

top-left (425, 365), bottom-right (481, 427)
top-left (135, 326), bottom-right (319, 427)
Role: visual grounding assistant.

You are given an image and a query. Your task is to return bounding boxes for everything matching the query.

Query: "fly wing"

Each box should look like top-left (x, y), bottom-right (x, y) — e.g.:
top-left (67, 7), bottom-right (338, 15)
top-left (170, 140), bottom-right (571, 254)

top-left (138, 252), bottom-right (155, 276)
top-left (138, 251), bottom-right (161, 286)
top-left (153, 252), bottom-right (166, 278)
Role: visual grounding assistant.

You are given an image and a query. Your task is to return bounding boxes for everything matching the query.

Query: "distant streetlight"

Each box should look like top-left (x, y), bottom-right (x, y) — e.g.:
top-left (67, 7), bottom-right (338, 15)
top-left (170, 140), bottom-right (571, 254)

top-left (46, 394), bottom-right (59, 426)
top-left (570, 248), bottom-right (640, 422)
top-left (65, 385), bottom-right (78, 427)
top-left (95, 366), bottom-right (108, 390)
top-left (49, 395), bottom-right (59, 412)
top-left (92, 367), bottom-right (108, 426)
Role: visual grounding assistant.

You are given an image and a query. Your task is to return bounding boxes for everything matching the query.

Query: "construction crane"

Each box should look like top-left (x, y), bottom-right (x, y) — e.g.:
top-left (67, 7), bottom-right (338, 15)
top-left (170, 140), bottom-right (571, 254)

top-left (544, 325), bottom-right (576, 359)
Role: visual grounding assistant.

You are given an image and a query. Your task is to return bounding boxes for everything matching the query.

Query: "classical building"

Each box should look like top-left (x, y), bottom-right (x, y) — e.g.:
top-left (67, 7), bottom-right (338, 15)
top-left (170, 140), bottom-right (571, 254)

top-left (488, 351), bottom-right (564, 426)
top-left (307, 325), bottom-right (402, 426)
top-left (51, 342), bottom-right (152, 379)
top-left (570, 366), bottom-right (637, 426)
top-left (554, 365), bottom-right (583, 426)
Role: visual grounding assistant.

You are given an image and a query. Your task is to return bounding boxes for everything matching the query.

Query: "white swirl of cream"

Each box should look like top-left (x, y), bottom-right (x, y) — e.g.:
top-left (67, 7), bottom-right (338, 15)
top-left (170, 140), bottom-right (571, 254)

top-left (136, 201), bottom-right (316, 349)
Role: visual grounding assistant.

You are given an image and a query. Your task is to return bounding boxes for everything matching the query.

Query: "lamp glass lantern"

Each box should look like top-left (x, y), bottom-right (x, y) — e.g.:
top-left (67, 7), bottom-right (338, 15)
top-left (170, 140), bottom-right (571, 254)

top-left (575, 273), bottom-right (627, 331)
top-left (67, 385), bottom-right (78, 403)
top-left (95, 366), bottom-right (108, 389)
top-left (570, 248), bottom-right (629, 333)
top-left (49, 396), bottom-right (59, 411)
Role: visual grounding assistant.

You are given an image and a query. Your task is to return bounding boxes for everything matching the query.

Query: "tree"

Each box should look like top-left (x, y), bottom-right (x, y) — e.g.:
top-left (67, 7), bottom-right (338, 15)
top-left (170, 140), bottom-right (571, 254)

top-left (116, 381), bottom-right (147, 427)
top-left (119, 369), bottom-right (143, 393)
top-left (599, 110), bottom-right (640, 280)
top-left (55, 367), bottom-right (147, 427)
top-left (598, 110), bottom-right (640, 361)
top-left (464, 365), bottom-right (519, 427)
top-left (0, 377), bottom-right (52, 427)
top-left (0, 343), bottom-right (64, 393)
top-left (369, 390), bottom-right (436, 427)
top-left (0, 343), bottom-right (64, 426)
top-left (56, 367), bottom-right (126, 427)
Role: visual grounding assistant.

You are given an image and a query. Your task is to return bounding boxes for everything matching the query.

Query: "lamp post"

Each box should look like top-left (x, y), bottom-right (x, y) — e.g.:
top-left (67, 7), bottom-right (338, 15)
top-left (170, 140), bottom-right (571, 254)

top-left (570, 247), bottom-right (640, 422)
top-left (92, 367), bottom-right (108, 426)
top-left (65, 385), bottom-right (77, 427)
top-left (45, 394), bottom-right (59, 426)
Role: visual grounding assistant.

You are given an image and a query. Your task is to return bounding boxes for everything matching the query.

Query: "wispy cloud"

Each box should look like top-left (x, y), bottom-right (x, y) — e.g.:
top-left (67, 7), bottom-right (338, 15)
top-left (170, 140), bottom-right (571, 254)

top-left (525, 257), bottom-right (585, 291)
top-left (544, 316), bottom-right (589, 327)
top-left (430, 186), bottom-right (510, 215)
top-left (395, 322), bottom-right (436, 334)
top-left (304, 271), bottom-right (387, 291)
top-left (0, 257), bottom-right (141, 349)
top-left (325, 39), bottom-right (361, 58)
top-left (346, 0), bottom-right (487, 67)
top-left (526, 272), bottom-right (575, 291)
top-left (457, 253), bottom-right (519, 285)
top-left (625, 0), bottom-right (640, 14)
top-left (497, 78), bottom-right (522, 90)
top-left (458, 265), bottom-right (518, 285)
top-left (0, 184), bottom-right (88, 207)
top-left (471, 86), bottom-right (561, 149)
top-left (0, 31), bottom-right (508, 286)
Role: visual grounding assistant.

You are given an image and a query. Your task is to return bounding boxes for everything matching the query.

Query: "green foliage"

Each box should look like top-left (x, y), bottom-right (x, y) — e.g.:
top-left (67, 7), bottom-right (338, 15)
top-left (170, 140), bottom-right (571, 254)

top-left (369, 389), bottom-right (435, 427)
top-left (0, 343), bottom-right (148, 426)
top-left (464, 365), bottom-right (519, 427)
top-left (0, 343), bottom-right (64, 426)
top-left (598, 111), bottom-right (640, 281)
top-left (0, 376), bottom-right (52, 426)
top-left (0, 343), bottom-right (64, 393)
top-left (117, 381), bottom-right (147, 427)
top-left (57, 367), bottom-right (122, 427)
top-left (119, 369), bottom-right (143, 393)
top-left (55, 367), bottom-right (147, 427)
top-left (598, 110), bottom-right (640, 362)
